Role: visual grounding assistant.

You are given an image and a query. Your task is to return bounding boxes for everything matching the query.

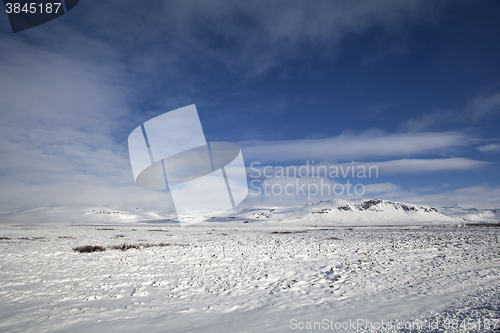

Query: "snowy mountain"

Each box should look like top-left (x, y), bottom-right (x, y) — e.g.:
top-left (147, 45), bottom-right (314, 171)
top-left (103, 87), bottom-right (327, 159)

top-left (438, 206), bottom-right (500, 224)
top-left (1, 198), bottom-right (498, 226)
top-left (0, 206), bottom-right (162, 225)
top-left (221, 198), bottom-right (461, 225)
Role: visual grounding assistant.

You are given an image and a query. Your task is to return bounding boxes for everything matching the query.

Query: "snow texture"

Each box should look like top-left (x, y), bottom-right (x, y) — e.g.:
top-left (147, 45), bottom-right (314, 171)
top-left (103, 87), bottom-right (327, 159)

top-left (0, 221), bottom-right (499, 332)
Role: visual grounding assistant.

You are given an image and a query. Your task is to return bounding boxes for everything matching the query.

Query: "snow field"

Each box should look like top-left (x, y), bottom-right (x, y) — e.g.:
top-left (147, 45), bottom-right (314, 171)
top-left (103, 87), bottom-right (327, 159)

top-left (0, 224), bottom-right (499, 332)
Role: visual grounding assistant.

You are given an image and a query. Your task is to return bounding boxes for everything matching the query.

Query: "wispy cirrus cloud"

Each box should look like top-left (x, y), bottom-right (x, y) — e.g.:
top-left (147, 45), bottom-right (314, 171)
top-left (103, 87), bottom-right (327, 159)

top-left (42, 0), bottom-right (454, 79)
top-left (359, 158), bottom-right (489, 174)
top-left (246, 158), bottom-right (489, 179)
top-left (478, 143), bottom-right (500, 154)
top-left (395, 185), bottom-right (500, 209)
top-left (400, 90), bottom-right (500, 132)
top-left (471, 91), bottom-right (500, 120)
top-left (241, 130), bottom-right (479, 164)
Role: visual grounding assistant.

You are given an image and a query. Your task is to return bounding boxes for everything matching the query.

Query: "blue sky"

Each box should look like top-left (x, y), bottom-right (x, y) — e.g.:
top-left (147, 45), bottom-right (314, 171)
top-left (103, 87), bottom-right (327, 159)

top-left (0, 0), bottom-right (500, 214)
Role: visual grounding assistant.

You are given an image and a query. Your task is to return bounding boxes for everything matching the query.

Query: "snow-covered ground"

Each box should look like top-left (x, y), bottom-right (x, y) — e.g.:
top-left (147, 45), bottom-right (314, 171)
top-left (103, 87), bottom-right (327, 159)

top-left (1, 222), bottom-right (499, 332)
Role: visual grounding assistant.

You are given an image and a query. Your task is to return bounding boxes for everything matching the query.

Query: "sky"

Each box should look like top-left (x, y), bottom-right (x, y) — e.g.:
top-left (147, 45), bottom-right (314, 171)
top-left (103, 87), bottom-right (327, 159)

top-left (0, 0), bottom-right (500, 217)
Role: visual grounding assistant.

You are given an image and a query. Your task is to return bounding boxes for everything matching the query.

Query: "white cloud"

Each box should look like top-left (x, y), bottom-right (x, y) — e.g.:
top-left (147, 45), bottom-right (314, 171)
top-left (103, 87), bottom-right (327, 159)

top-left (400, 90), bottom-right (500, 132)
top-left (366, 158), bottom-right (489, 173)
top-left (46, 0), bottom-right (453, 78)
top-left (399, 109), bottom-right (458, 132)
top-left (247, 158), bottom-right (488, 179)
top-left (471, 91), bottom-right (500, 120)
top-left (241, 131), bottom-right (477, 164)
top-left (0, 37), bottom-right (176, 214)
top-left (363, 182), bottom-right (400, 194)
top-left (478, 143), bottom-right (500, 154)
top-left (391, 186), bottom-right (500, 209)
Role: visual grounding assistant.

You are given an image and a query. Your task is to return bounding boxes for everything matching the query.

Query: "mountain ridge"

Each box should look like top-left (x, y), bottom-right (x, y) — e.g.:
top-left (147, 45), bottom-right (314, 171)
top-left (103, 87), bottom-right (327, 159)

top-left (1, 198), bottom-right (498, 225)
